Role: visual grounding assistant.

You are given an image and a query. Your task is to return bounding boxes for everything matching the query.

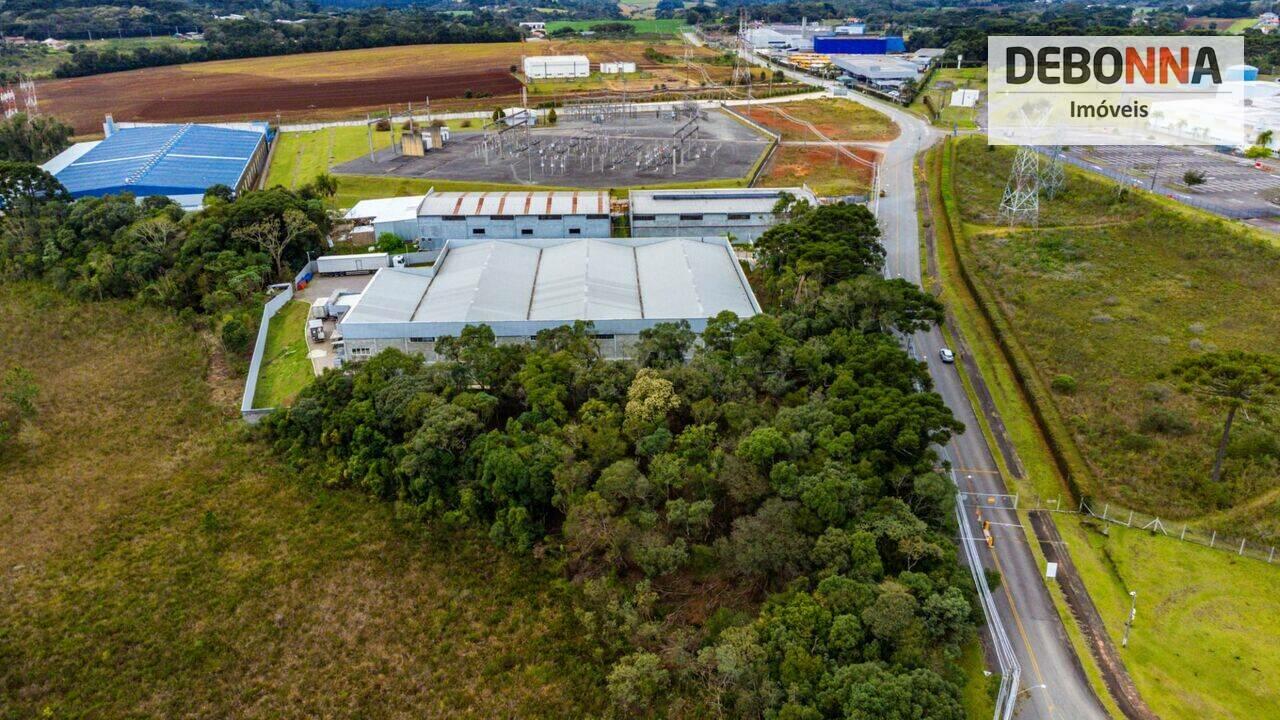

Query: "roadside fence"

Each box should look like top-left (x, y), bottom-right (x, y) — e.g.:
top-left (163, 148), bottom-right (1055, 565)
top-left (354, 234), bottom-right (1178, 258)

top-left (1027, 493), bottom-right (1279, 566)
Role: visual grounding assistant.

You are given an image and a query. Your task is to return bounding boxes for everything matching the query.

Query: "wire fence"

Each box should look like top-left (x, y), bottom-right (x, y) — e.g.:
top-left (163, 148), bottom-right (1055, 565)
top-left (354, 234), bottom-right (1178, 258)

top-left (1025, 493), bottom-right (1279, 565)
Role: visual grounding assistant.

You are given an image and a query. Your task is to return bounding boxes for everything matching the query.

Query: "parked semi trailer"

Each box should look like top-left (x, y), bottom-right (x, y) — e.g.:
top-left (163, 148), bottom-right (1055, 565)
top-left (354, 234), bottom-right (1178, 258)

top-left (316, 253), bottom-right (403, 275)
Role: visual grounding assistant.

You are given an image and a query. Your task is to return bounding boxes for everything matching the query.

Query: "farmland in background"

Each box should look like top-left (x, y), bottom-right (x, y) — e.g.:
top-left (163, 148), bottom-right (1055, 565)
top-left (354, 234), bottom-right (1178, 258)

top-left (37, 39), bottom-right (737, 133)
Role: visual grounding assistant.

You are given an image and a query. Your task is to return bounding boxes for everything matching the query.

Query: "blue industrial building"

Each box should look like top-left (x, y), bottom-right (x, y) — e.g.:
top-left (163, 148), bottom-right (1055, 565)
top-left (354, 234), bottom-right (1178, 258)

top-left (41, 119), bottom-right (269, 210)
top-left (813, 36), bottom-right (905, 54)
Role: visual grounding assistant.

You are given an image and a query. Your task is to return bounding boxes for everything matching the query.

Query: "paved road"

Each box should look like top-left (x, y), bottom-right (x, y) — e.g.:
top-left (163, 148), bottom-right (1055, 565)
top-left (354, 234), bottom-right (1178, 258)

top-left (754, 60), bottom-right (1111, 719)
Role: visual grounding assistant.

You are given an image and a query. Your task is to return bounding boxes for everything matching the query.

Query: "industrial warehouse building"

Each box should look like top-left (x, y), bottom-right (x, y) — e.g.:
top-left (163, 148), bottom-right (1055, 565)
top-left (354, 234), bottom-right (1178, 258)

top-left (343, 195), bottom-right (425, 240)
top-left (812, 35), bottom-right (905, 55)
top-left (523, 55), bottom-right (590, 79)
top-left (832, 55), bottom-right (922, 88)
top-left (628, 187), bottom-right (817, 243)
top-left (417, 190), bottom-right (612, 248)
top-left (337, 236), bottom-right (760, 361)
top-left (41, 118), bottom-right (268, 210)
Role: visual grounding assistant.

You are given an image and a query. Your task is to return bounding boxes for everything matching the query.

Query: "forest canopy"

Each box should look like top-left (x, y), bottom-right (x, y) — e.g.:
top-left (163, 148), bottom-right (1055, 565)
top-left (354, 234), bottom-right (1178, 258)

top-left (264, 202), bottom-right (977, 718)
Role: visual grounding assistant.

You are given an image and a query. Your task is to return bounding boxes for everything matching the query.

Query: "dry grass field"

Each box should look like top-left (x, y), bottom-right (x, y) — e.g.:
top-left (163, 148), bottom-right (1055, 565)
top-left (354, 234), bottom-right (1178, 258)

top-left (759, 144), bottom-right (878, 196)
top-left (0, 283), bottom-right (605, 718)
top-left (740, 98), bottom-right (900, 143)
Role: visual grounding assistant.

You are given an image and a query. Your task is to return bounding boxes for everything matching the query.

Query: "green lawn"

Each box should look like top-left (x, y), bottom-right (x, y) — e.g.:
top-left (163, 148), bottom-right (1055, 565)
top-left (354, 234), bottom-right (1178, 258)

top-left (266, 125), bottom-right (394, 192)
top-left (910, 67), bottom-right (986, 129)
top-left (947, 138), bottom-right (1280, 533)
top-left (0, 282), bottom-right (607, 718)
top-left (1060, 517), bottom-right (1280, 720)
top-left (252, 299), bottom-right (313, 409)
top-left (545, 18), bottom-right (686, 35)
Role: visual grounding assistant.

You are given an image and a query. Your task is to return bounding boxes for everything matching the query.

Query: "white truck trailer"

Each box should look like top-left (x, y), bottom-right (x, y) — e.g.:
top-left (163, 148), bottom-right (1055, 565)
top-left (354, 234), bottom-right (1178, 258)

top-left (315, 252), bottom-right (391, 275)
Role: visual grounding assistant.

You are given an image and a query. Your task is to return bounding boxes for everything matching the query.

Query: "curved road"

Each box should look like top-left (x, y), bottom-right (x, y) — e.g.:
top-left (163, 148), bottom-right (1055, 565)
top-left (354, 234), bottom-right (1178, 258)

top-left (750, 56), bottom-right (1110, 720)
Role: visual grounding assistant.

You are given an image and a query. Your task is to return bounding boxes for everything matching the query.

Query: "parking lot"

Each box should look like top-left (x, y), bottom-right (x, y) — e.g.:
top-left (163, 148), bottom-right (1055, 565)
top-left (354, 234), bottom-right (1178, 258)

top-left (1066, 146), bottom-right (1280, 219)
top-left (295, 273), bottom-right (374, 375)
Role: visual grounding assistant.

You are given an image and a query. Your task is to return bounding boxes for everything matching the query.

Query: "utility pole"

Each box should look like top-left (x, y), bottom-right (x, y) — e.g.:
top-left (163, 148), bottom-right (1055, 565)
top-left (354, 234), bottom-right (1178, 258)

top-left (1149, 153), bottom-right (1163, 191)
top-left (1122, 591), bottom-right (1137, 647)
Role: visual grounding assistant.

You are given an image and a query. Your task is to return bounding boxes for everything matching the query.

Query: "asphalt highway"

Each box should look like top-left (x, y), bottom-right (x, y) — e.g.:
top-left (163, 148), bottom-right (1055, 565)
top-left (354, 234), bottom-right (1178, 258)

top-left (743, 56), bottom-right (1112, 719)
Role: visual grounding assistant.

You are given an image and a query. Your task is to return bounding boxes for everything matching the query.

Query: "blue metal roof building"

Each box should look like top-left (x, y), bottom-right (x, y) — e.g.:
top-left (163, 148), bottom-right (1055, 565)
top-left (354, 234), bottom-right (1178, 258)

top-left (42, 121), bottom-right (269, 210)
top-left (813, 36), bottom-right (906, 55)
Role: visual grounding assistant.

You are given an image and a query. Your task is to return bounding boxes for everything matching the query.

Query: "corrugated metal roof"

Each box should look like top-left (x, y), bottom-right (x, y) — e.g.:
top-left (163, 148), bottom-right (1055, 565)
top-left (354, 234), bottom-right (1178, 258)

top-left (629, 187), bottom-right (817, 215)
top-left (344, 195), bottom-right (427, 224)
top-left (341, 237), bottom-right (759, 329)
top-left (417, 190), bottom-right (609, 217)
top-left (45, 123), bottom-right (265, 198)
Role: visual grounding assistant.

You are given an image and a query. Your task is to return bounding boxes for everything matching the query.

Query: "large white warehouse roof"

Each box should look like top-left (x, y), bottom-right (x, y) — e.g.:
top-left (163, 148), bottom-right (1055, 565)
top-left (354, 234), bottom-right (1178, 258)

top-left (341, 237), bottom-right (759, 331)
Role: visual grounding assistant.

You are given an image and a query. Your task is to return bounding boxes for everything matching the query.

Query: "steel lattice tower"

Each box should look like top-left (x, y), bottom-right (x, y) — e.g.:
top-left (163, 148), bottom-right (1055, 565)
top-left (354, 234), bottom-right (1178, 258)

top-left (998, 145), bottom-right (1040, 225)
top-left (1039, 146), bottom-right (1065, 199)
top-left (731, 9), bottom-right (753, 89)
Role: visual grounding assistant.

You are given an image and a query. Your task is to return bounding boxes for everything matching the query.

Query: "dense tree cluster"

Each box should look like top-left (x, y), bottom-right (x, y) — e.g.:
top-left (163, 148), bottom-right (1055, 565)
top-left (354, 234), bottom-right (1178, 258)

top-left (0, 113), bottom-right (73, 164)
top-left (0, 162), bottom-right (333, 361)
top-left (265, 202), bottom-right (978, 717)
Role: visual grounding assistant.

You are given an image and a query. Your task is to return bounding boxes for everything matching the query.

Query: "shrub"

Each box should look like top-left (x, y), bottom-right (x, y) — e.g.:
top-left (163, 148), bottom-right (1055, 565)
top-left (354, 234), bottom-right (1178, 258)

top-left (1138, 407), bottom-right (1193, 436)
top-left (1050, 374), bottom-right (1078, 394)
top-left (220, 317), bottom-right (252, 355)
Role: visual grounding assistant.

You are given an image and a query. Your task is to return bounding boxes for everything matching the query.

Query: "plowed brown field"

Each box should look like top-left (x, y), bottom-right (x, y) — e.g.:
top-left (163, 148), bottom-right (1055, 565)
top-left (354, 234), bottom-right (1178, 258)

top-left (40, 43), bottom-right (527, 133)
top-left (38, 40), bottom-right (718, 133)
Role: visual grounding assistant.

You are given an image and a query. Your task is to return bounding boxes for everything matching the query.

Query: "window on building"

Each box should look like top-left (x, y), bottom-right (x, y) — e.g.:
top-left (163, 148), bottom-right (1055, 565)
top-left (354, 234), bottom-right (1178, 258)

top-left (442, 215), bottom-right (465, 221)
top-left (679, 214), bottom-right (704, 221)
top-left (490, 215), bottom-right (514, 220)
top-left (521, 228), bottom-right (534, 236)
top-left (592, 334), bottom-right (615, 340)
top-left (350, 347), bottom-right (372, 358)
top-left (568, 228), bottom-right (581, 235)
top-left (632, 214), bottom-right (655, 222)
top-left (728, 213), bottom-right (751, 220)
top-left (408, 336), bottom-right (436, 343)
top-left (587, 214), bottom-right (609, 220)
top-left (472, 228), bottom-right (486, 235)
top-left (538, 214), bottom-right (562, 220)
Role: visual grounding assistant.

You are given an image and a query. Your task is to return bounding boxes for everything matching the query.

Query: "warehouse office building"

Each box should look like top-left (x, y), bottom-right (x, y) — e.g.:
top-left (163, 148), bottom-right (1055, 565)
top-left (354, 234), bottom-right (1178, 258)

top-left (628, 187), bottom-right (818, 243)
top-left (41, 118), bottom-right (268, 211)
top-left (416, 190), bottom-right (611, 249)
top-left (831, 55), bottom-right (921, 89)
top-left (523, 55), bottom-right (590, 79)
top-left (337, 236), bottom-right (761, 361)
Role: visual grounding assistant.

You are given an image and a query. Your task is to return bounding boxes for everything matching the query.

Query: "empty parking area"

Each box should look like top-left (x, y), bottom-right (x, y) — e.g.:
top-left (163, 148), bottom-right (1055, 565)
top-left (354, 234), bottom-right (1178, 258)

top-left (1070, 146), bottom-right (1280, 217)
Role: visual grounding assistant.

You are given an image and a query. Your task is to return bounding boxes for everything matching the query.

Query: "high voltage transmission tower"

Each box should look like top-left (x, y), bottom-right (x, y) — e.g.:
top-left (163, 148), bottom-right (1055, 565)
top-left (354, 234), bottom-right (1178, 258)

top-left (998, 145), bottom-right (1041, 225)
top-left (731, 8), bottom-right (753, 90)
top-left (1039, 146), bottom-right (1065, 199)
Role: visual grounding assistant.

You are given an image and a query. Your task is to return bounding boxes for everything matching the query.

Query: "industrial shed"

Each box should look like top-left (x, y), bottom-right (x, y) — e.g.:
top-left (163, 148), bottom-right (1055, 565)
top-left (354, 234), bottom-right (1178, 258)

top-left (416, 190), bottom-right (611, 249)
top-left (831, 55), bottom-right (921, 88)
top-left (629, 187), bottom-right (818, 243)
top-left (343, 195), bottom-right (426, 240)
top-left (338, 236), bottom-right (761, 361)
top-left (813, 35), bottom-right (906, 55)
top-left (523, 55), bottom-right (590, 79)
top-left (41, 120), bottom-right (268, 210)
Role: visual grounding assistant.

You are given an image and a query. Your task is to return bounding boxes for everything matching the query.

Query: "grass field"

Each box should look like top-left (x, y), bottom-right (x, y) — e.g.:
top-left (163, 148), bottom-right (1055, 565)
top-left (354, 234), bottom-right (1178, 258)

top-left (946, 137), bottom-right (1280, 534)
top-left (931, 140), bottom-right (1280, 720)
top-left (253, 300), bottom-right (313, 409)
top-left (910, 68), bottom-right (986, 129)
top-left (739, 98), bottom-right (900, 142)
top-left (545, 18), bottom-right (686, 35)
top-left (1060, 517), bottom-right (1280, 720)
top-left (0, 282), bottom-right (606, 718)
top-left (759, 144), bottom-right (877, 196)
